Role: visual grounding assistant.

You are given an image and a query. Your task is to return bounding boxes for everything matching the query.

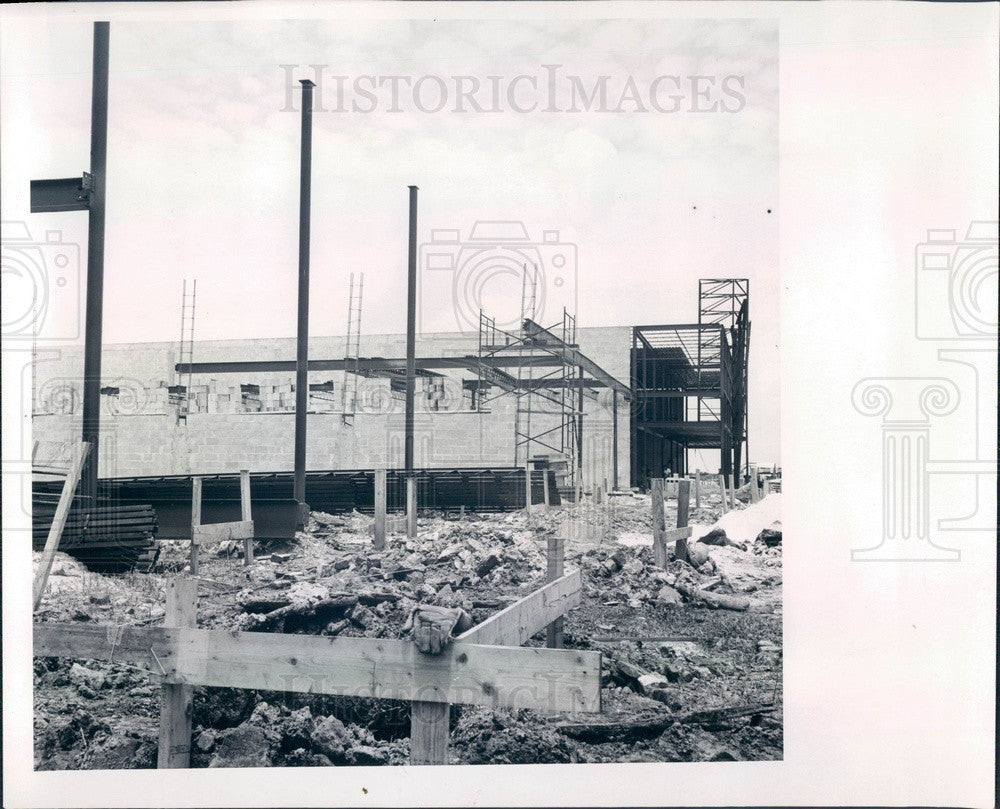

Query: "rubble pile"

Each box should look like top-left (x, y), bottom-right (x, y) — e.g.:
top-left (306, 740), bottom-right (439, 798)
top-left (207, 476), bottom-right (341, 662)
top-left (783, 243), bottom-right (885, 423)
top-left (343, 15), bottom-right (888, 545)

top-left (32, 488), bottom-right (782, 768)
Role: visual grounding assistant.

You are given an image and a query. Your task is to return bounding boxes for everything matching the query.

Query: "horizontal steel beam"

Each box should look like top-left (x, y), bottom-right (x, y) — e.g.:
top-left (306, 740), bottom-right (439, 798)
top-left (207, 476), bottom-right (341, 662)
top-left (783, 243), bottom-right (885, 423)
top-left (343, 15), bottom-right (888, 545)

top-left (30, 176), bottom-right (91, 213)
top-left (178, 355), bottom-right (570, 376)
top-left (521, 319), bottom-right (632, 400)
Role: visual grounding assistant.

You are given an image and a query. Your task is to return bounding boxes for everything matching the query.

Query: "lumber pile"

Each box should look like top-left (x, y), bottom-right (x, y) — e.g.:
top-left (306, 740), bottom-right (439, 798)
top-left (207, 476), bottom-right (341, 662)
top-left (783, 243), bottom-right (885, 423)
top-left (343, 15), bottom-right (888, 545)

top-left (32, 504), bottom-right (159, 573)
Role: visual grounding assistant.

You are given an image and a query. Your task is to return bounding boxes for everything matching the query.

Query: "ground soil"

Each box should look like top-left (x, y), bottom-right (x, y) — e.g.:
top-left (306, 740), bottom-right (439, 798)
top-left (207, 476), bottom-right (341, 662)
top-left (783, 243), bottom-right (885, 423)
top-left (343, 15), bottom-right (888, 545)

top-left (32, 484), bottom-right (782, 768)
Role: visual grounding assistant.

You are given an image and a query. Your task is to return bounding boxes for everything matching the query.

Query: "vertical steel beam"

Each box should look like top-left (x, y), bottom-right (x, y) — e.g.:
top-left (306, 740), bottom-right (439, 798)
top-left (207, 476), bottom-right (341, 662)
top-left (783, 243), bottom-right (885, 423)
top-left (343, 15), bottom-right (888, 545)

top-left (405, 185), bottom-right (418, 475)
top-left (577, 366), bottom-right (584, 492)
top-left (80, 21), bottom-right (110, 504)
top-left (293, 79), bottom-right (314, 526)
top-left (611, 391), bottom-right (619, 490)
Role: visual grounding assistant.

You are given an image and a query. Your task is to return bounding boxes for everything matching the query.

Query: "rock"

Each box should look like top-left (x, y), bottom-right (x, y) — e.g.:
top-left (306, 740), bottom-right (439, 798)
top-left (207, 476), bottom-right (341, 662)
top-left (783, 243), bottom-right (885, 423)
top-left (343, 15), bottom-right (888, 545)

top-left (656, 585), bottom-right (683, 606)
top-left (686, 542), bottom-right (712, 567)
top-left (350, 604), bottom-right (376, 628)
top-left (85, 737), bottom-right (155, 770)
top-left (475, 554), bottom-right (502, 578)
top-left (698, 528), bottom-right (729, 546)
top-left (333, 559), bottom-right (351, 571)
top-left (88, 593), bottom-right (111, 606)
top-left (757, 527), bottom-right (782, 547)
top-left (271, 552), bottom-right (292, 564)
top-left (637, 673), bottom-right (669, 693)
top-left (311, 715), bottom-right (351, 762)
top-left (195, 729), bottom-right (217, 753)
top-left (69, 663), bottom-right (105, 691)
top-left (209, 725), bottom-right (273, 768)
top-left (612, 659), bottom-right (646, 684)
top-left (282, 707), bottom-right (314, 751)
top-left (646, 688), bottom-right (683, 711)
top-left (348, 745), bottom-right (389, 766)
top-left (324, 618), bottom-right (349, 635)
top-left (436, 584), bottom-right (453, 602)
top-left (436, 543), bottom-right (463, 562)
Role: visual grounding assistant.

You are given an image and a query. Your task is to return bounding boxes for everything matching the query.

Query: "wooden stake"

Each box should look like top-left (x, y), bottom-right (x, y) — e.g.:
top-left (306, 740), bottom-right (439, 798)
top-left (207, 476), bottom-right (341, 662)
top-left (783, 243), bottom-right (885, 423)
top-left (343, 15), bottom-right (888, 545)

top-left (545, 533), bottom-right (565, 648)
top-left (239, 469), bottom-right (253, 565)
top-left (718, 474), bottom-right (728, 514)
top-left (676, 479), bottom-right (691, 529)
top-left (406, 476), bottom-right (417, 539)
top-left (695, 471), bottom-right (701, 509)
top-left (651, 478), bottom-right (667, 567)
top-left (410, 700), bottom-right (449, 765)
top-left (157, 577), bottom-right (197, 768)
top-left (542, 469), bottom-right (550, 507)
top-left (32, 442), bottom-right (91, 611)
top-left (373, 468), bottom-right (386, 550)
top-left (524, 460), bottom-right (532, 514)
top-left (189, 477), bottom-right (202, 575)
top-left (729, 474), bottom-right (737, 509)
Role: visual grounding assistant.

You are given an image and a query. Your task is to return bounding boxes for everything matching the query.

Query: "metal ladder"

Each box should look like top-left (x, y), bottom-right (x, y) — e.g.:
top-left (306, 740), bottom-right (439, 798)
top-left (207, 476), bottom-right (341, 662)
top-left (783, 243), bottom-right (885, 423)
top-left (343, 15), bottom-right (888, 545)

top-left (513, 265), bottom-right (539, 466)
top-left (177, 279), bottom-right (197, 419)
top-left (340, 272), bottom-right (363, 424)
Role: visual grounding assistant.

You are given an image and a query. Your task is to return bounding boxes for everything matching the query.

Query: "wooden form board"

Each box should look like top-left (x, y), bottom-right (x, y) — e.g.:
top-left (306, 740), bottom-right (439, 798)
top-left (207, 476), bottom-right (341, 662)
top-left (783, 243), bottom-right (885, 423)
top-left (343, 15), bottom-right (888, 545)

top-left (34, 622), bottom-right (600, 714)
top-left (457, 569), bottom-right (581, 648)
top-left (192, 520), bottom-right (254, 544)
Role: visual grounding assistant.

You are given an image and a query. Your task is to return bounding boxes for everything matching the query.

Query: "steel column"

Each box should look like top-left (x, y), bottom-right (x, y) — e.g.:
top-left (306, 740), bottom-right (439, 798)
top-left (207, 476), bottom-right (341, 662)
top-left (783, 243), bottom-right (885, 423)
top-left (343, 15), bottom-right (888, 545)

top-left (80, 21), bottom-right (110, 504)
top-left (405, 185), bottom-right (418, 474)
top-left (293, 79), bottom-right (314, 526)
top-left (611, 391), bottom-right (619, 490)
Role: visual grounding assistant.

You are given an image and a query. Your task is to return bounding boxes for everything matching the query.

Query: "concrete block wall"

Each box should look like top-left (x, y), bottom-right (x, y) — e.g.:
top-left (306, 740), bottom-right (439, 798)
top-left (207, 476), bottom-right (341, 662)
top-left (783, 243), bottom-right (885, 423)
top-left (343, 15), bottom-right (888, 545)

top-left (31, 328), bottom-right (632, 485)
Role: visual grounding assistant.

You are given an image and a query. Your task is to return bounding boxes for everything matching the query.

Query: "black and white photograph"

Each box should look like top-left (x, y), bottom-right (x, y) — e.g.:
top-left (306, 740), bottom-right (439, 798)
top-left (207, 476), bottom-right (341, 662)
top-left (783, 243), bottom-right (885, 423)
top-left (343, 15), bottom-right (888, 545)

top-left (1, 2), bottom-right (995, 808)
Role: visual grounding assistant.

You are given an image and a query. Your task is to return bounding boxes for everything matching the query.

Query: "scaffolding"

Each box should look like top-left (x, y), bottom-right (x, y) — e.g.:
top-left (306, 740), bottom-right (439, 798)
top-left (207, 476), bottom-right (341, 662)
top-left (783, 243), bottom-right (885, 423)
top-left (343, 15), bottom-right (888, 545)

top-left (341, 272), bottom-right (364, 424)
top-left (472, 270), bottom-right (586, 491)
top-left (630, 279), bottom-right (750, 486)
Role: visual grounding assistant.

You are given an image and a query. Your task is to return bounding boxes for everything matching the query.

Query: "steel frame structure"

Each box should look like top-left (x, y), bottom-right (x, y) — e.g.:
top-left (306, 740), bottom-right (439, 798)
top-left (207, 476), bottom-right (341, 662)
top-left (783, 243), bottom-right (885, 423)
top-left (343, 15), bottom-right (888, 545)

top-left (630, 279), bottom-right (749, 487)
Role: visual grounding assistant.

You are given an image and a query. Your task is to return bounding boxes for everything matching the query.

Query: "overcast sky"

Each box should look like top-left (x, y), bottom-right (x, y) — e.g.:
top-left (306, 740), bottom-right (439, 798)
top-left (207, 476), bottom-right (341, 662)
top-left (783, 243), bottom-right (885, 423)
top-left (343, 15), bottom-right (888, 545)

top-left (2, 17), bottom-right (779, 462)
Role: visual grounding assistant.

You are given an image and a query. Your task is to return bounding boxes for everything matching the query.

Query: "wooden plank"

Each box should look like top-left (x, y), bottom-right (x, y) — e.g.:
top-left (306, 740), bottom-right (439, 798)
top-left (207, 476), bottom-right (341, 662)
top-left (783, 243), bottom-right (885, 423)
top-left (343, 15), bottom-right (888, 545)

top-left (651, 478), bottom-right (667, 566)
top-left (32, 442), bottom-right (92, 611)
top-left (718, 474), bottom-right (729, 515)
top-left (663, 526), bottom-right (693, 543)
top-left (35, 622), bottom-right (599, 712)
top-left (457, 569), bottom-right (581, 648)
top-left (240, 469), bottom-right (254, 565)
top-left (542, 469), bottom-right (550, 507)
top-left (192, 520), bottom-right (255, 544)
top-left (34, 623), bottom-right (175, 669)
top-left (190, 477), bottom-right (202, 575)
top-left (524, 460), bottom-right (532, 514)
top-left (410, 700), bottom-right (449, 765)
top-left (677, 479), bottom-right (691, 529)
top-left (373, 468), bottom-right (386, 550)
top-left (158, 578), bottom-right (197, 768)
top-left (695, 470), bottom-right (701, 508)
top-left (406, 477), bottom-right (417, 539)
top-left (546, 534), bottom-right (565, 649)
top-left (169, 629), bottom-right (600, 713)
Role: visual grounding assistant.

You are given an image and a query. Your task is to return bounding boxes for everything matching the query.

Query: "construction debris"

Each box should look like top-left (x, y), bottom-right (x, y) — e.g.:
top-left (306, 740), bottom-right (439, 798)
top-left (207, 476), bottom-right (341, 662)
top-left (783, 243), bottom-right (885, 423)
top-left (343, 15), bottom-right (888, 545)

top-left (32, 487), bottom-right (782, 767)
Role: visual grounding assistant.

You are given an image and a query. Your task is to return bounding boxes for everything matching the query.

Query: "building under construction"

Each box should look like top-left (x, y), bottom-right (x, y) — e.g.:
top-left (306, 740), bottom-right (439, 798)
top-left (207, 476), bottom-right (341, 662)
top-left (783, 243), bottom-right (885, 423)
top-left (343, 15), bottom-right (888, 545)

top-left (31, 277), bottom-right (750, 521)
